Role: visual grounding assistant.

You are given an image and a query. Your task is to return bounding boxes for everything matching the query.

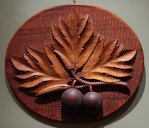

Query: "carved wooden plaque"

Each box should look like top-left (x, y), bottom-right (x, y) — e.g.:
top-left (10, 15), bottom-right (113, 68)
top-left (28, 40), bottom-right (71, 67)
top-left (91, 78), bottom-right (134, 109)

top-left (5, 5), bottom-right (144, 122)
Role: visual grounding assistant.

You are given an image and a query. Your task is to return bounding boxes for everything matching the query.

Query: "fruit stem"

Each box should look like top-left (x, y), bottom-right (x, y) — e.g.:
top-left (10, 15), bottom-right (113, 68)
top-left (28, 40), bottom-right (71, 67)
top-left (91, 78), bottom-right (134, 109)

top-left (70, 69), bottom-right (129, 88)
top-left (72, 79), bottom-right (76, 88)
top-left (89, 85), bottom-right (93, 92)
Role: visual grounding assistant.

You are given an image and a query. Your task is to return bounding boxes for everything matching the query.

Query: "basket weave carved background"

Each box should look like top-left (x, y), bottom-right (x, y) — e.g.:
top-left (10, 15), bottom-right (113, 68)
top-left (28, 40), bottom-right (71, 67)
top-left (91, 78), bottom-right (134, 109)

top-left (5, 5), bottom-right (144, 122)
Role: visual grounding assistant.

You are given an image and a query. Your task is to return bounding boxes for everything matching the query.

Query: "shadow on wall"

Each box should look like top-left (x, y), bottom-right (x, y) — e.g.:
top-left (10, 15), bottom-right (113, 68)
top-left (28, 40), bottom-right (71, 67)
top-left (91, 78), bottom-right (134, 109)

top-left (5, 68), bottom-right (146, 128)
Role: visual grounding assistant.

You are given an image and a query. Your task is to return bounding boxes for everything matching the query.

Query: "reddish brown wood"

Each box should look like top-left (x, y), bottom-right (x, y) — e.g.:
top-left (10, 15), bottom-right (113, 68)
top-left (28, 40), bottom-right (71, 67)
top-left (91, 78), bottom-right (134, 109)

top-left (5, 5), bottom-right (144, 122)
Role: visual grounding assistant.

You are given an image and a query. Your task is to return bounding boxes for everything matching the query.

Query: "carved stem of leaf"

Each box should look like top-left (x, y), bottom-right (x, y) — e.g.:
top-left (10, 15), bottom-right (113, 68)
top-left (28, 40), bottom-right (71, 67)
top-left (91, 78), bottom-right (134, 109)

top-left (70, 69), bottom-right (129, 88)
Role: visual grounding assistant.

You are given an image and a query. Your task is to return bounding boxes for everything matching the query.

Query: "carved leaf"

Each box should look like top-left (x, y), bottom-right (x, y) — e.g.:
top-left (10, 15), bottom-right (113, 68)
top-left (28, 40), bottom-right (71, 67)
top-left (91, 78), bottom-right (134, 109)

top-left (51, 10), bottom-right (96, 70)
top-left (82, 40), bottom-right (136, 82)
top-left (11, 46), bottom-right (70, 91)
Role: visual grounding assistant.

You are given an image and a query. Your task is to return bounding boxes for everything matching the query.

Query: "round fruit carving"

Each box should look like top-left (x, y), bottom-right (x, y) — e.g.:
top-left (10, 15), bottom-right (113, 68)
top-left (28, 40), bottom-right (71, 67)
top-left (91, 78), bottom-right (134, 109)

top-left (61, 88), bottom-right (83, 114)
top-left (83, 92), bottom-right (102, 114)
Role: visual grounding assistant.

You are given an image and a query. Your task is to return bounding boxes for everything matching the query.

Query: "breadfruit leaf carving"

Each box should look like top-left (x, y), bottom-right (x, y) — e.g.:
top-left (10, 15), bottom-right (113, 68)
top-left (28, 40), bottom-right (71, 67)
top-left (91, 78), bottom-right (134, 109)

top-left (11, 46), bottom-right (70, 94)
top-left (82, 40), bottom-right (136, 82)
top-left (51, 10), bottom-right (97, 70)
top-left (11, 10), bottom-right (137, 96)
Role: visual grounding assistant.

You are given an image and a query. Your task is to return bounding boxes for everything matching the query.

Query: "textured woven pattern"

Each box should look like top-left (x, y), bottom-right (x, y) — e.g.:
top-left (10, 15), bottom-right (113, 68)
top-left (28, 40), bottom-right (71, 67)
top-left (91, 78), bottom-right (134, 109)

top-left (5, 5), bottom-right (144, 122)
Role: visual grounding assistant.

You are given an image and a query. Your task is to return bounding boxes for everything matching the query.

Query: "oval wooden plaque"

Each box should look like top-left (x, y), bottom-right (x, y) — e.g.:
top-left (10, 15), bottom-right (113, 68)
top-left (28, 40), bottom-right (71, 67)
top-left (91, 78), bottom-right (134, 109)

top-left (5, 5), bottom-right (144, 122)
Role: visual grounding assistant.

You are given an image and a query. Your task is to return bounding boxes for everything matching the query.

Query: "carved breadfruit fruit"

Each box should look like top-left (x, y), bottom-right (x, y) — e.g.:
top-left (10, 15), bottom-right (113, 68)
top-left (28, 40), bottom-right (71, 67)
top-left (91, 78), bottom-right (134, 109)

top-left (11, 10), bottom-right (136, 96)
